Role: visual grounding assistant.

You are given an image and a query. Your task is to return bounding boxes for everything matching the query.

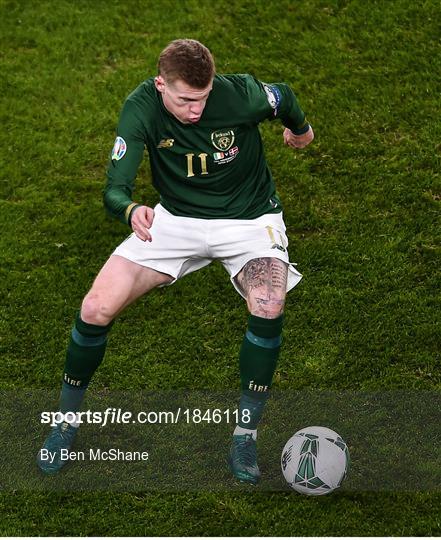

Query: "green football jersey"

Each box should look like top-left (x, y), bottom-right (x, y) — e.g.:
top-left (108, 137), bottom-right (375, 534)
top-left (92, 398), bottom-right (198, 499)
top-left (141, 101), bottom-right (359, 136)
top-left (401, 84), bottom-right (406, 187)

top-left (104, 74), bottom-right (309, 223)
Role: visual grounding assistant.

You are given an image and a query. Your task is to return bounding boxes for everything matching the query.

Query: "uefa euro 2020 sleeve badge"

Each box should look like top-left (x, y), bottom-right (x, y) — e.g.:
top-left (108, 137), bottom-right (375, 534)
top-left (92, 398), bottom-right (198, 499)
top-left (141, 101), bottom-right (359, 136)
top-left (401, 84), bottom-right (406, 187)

top-left (111, 136), bottom-right (127, 161)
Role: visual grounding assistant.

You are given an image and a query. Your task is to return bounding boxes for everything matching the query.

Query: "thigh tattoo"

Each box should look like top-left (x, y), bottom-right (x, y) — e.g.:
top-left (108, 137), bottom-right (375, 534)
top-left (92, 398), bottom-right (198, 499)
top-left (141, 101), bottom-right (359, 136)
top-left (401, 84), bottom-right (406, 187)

top-left (237, 258), bottom-right (288, 316)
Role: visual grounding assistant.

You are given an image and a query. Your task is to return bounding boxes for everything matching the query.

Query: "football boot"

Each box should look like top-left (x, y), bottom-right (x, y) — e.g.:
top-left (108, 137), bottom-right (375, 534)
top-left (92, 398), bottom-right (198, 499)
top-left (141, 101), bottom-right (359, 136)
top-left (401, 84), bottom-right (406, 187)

top-left (37, 421), bottom-right (78, 475)
top-left (228, 433), bottom-right (261, 484)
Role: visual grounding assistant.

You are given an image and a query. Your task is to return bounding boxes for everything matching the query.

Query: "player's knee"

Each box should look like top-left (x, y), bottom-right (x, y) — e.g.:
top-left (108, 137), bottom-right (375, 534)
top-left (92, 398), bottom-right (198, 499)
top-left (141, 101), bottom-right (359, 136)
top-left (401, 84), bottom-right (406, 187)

top-left (81, 293), bottom-right (115, 326)
top-left (247, 291), bottom-right (285, 319)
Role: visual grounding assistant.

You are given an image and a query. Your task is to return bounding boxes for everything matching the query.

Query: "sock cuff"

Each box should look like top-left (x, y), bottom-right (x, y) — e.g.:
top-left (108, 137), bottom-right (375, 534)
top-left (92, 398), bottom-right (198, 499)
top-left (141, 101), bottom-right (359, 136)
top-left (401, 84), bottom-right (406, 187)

top-left (248, 314), bottom-right (284, 338)
top-left (245, 330), bottom-right (281, 349)
top-left (75, 313), bottom-right (114, 337)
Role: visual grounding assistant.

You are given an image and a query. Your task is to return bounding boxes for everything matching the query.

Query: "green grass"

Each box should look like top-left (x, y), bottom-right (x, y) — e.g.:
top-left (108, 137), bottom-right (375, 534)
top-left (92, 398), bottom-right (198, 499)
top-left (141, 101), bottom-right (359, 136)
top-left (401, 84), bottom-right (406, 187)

top-left (1, 0), bottom-right (440, 536)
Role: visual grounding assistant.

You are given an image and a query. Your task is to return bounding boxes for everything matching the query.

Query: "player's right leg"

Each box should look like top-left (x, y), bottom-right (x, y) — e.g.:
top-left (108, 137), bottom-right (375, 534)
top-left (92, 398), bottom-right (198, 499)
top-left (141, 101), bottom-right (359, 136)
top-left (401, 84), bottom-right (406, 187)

top-left (37, 255), bottom-right (173, 475)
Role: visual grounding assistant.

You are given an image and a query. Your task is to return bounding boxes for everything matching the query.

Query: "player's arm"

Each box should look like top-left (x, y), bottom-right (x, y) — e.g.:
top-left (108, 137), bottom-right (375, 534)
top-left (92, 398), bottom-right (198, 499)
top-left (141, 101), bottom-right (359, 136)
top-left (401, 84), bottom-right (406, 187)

top-left (103, 99), bottom-right (154, 241)
top-left (246, 77), bottom-right (314, 149)
top-left (267, 82), bottom-right (314, 149)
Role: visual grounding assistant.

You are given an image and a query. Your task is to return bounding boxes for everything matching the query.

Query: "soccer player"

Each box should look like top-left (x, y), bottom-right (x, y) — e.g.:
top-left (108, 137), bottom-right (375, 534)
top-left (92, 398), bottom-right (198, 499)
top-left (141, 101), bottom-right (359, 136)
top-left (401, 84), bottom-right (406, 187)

top-left (37, 39), bottom-right (314, 484)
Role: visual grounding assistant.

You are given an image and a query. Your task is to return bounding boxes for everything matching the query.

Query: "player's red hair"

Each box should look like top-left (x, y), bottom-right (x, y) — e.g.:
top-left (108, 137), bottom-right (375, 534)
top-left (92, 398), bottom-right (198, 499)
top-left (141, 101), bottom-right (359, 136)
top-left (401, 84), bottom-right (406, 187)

top-left (158, 39), bottom-right (215, 88)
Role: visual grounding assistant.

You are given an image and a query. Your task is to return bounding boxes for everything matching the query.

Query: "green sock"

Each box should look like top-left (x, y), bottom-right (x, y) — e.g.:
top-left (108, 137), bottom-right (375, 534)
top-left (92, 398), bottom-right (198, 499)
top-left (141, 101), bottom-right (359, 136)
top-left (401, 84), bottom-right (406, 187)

top-left (238, 314), bottom-right (283, 429)
top-left (60, 313), bottom-right (113, 413)
top-left (59, 381), bottom-right (88, 415)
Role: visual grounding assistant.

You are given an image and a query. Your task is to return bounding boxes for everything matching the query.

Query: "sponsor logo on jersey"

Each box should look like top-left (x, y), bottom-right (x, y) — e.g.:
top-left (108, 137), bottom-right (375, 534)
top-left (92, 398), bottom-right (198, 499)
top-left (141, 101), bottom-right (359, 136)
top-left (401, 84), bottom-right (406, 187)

top-left (211, 129), bottom-right (235, 151)
top-left (213, 145), bottom-right (240, 165)
top-left (157, 138), bottom-right (175, 148)
top-left (111, 136), bottom-right (127, 160)
top-left (263, 84), bottom-right (281, 115)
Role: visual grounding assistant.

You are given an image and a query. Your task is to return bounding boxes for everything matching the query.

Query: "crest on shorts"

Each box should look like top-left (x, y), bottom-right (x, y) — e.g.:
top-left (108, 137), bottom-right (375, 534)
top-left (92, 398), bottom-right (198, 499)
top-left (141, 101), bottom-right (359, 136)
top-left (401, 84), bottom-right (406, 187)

top-left (111, 136), bottom-right (127, 161)
top-left (211, 129), bottom-right (235, 152)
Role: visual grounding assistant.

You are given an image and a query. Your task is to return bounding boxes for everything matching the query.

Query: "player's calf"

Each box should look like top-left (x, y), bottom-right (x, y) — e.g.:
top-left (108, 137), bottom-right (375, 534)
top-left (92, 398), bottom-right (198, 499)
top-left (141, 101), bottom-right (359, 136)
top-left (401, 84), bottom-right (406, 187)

top-left (36, 313), bottom-right (113, 474)
top-left (231, 258), bottom-right (287, 483)
top-left (230, 312), bottom-right (284, 484)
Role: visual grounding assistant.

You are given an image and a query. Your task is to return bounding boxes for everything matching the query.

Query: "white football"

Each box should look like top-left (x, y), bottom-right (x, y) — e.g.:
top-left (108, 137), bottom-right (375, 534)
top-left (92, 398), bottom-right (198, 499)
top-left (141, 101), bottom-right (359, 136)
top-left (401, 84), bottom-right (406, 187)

top-left (281, 426), bottom-right (350, 495)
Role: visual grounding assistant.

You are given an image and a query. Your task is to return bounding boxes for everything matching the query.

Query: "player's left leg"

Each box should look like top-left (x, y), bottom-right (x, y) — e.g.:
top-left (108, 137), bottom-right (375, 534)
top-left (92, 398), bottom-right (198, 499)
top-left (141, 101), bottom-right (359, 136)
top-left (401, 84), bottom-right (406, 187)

top-left (229, 257), bottom-right (287, 484)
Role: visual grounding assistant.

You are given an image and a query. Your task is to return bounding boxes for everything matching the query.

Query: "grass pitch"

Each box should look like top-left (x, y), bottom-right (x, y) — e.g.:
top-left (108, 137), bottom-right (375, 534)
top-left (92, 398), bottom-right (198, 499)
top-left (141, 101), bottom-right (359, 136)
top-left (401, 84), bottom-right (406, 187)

top-left (0, 0), bottom-right (440, 536)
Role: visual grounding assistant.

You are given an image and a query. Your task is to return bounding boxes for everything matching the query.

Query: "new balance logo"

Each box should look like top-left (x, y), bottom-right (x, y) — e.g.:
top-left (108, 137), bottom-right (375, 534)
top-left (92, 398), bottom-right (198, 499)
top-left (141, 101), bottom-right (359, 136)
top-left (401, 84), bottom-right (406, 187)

top-left (157, 138), bottom-right (174, 148)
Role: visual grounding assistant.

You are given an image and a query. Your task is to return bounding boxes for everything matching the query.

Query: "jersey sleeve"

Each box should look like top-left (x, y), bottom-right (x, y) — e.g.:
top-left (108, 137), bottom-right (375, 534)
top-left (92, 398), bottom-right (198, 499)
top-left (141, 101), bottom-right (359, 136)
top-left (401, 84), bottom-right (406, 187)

top-left (243, 75), bottom-right (310, 134)
top-left (103, 98), bottom-right (146, 224)
top-left (268, 82), bottom-right (310, 134)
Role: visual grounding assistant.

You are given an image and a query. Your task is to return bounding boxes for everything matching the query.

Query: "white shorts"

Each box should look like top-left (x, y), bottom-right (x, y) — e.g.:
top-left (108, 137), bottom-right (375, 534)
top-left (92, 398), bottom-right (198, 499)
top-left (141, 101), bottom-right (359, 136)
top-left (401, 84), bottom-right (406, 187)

top-left (113, 203), bottom-right (302, 298)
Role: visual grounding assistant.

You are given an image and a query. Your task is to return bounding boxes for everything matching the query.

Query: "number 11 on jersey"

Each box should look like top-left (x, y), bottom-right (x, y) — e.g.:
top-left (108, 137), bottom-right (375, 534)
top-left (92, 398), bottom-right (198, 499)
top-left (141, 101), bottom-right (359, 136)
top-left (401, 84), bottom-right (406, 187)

top-left (186, 153), bottom-right (208, 177)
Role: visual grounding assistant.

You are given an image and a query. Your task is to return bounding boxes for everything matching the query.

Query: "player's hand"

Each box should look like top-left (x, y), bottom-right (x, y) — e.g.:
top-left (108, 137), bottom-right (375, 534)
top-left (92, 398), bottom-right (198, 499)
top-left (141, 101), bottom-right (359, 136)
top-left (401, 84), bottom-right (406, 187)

top-left (283, 126), bottom-right (314, 149)
top-left (131, 205), bottom-right (155, 242)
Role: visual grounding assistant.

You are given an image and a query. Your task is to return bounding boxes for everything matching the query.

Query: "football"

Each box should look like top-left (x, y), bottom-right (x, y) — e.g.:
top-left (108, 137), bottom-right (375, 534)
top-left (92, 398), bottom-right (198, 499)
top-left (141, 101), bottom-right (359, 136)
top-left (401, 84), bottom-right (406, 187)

top-left (281, 426), bottom-right (350, 495)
